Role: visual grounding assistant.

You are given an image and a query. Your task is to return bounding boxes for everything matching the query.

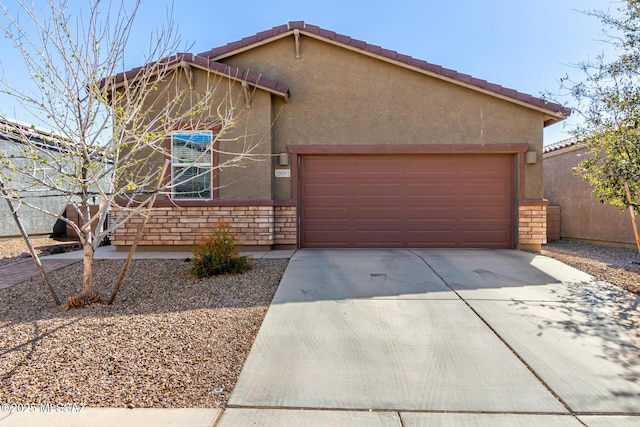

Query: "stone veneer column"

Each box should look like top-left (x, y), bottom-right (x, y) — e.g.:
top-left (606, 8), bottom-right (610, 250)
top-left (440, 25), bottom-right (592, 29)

top-left (518, 199), bottom-right (548, 252)
top-left (274, 205), bottom-right (297, 246)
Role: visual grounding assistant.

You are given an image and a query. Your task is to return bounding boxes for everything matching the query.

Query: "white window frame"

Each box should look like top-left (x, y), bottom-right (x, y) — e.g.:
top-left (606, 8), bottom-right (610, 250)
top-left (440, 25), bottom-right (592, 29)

top-left (170, 130), bottom-right (213, 201)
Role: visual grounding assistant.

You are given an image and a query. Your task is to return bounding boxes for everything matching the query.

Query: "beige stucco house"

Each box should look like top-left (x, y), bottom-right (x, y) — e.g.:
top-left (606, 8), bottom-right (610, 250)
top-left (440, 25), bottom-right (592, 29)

top-left (111, 21), bottom-right (569, 251)
top-left (544, 138), bottom-right (636, 246)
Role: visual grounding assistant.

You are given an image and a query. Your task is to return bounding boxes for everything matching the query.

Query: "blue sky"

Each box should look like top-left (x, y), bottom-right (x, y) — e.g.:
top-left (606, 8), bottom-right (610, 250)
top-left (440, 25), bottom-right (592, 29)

top-left (0, 0), bottom-right (622, 144)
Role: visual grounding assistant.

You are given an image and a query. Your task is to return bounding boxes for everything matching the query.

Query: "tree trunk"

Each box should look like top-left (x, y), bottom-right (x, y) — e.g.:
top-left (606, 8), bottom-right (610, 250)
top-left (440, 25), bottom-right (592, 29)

top-left (624, 182), bottom-right (640, 254)
top-left (81, 240), bottom-right (95, 296)
top-left (80, 203), bottom-right (95, 296)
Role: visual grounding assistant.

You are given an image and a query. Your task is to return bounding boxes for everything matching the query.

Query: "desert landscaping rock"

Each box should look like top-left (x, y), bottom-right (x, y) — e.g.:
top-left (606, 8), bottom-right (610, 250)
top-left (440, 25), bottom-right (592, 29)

top-left (542, 240), bottom-right (640, 295)
top-left (0, 258), bottom-right (287, 407)
top-left (0, 237), bottom-right (80, 268)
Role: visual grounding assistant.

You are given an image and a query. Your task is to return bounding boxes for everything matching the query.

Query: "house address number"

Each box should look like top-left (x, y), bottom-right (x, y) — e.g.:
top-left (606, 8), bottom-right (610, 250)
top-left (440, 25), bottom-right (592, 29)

top-left (275, 169), bottom-right (290, 178)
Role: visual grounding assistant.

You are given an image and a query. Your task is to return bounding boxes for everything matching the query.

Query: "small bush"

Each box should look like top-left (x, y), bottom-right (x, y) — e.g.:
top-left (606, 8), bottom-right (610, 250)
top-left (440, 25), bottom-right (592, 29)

top-left (191, 222), bottom-right (252, 278)
top-left (49, 245), bottom-right (65, 254)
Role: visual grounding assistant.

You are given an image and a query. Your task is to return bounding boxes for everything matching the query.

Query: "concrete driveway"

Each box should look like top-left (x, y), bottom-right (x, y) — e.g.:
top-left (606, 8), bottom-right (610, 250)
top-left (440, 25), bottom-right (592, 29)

top-left (220, 249), bottom-right (640, 426)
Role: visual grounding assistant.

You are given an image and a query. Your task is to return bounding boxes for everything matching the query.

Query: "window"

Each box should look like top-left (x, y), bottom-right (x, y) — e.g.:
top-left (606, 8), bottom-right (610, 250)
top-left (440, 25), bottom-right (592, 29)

top-left (171, 131), bottom-right (213, 200)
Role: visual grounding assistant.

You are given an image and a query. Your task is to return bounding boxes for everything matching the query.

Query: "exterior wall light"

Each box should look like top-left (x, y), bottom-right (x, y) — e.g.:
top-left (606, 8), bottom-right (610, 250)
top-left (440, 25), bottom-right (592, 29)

top-left (525, 151), bottom-right (538, 164)
top-left (278, 152), bottom-right (290, 166)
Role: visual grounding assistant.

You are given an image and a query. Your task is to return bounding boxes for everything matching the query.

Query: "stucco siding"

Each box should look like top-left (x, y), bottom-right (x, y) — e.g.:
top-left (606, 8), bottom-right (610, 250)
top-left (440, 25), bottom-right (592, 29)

top-left (223, 35), bottom-right (545, 199)
top-left (544, 146), bottom-right (635, 245)
top-left (216, 88), bottom-right (273, 200)
top-left (121, 67), bottom-right (275, 202)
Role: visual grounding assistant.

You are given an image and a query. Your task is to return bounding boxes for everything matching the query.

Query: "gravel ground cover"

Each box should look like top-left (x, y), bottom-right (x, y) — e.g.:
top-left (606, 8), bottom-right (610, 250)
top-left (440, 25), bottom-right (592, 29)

top-left (542, 239), bottom-right (640, 295)
top-left (0, 257), bottom-right (287, 407)
top-left (0, 237), bottom-right (81, 268)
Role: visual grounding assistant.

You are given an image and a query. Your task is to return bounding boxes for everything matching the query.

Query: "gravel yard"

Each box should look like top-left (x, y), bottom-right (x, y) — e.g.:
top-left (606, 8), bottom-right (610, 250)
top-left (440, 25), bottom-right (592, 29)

top-left (542, 239), bottom-right (640, 295)
top-left (0, 236), bottom-right (81, 268)
top-left (0, 256), bottom-right (287, 408)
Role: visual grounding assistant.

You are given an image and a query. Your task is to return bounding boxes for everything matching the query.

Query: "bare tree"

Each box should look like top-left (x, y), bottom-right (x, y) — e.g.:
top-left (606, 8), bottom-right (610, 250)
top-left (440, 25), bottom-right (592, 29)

top-left (0, 0), bottom-right (264, 306)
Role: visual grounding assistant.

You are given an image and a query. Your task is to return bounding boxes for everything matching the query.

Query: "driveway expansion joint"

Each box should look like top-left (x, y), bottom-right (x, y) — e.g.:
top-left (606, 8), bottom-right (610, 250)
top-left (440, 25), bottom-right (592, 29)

top-left (224, 405), bottom-right (574, 415)
top-left (407, 249), bottom-right (577, 417)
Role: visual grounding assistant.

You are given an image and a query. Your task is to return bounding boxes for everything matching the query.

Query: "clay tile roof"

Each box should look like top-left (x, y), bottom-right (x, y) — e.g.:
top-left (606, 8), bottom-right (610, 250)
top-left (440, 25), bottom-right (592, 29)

top-left (105, 53), bottom-right (289, 99)
top-left (197, 21), bottom-right (571, 119)
top-left (543, 137), bottom-right (583, 154)
top-left (288, 21), bottom-right (305, 30)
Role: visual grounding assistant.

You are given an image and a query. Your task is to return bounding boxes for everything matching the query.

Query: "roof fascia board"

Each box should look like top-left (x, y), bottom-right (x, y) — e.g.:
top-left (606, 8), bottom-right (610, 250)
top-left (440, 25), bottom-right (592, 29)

top-left (211, 29), bottom-right (566, 123)
top-left (210, 31), bottom-right (293, 62)
top-left (181, 61), bottom-right (289, 99)
top-left (107, 58), bottom-right (289, 100)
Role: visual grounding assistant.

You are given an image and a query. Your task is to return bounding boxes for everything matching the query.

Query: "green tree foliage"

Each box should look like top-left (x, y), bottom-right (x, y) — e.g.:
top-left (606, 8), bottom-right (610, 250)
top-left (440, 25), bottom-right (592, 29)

top-left (564, 1), bottom-right (640, 214)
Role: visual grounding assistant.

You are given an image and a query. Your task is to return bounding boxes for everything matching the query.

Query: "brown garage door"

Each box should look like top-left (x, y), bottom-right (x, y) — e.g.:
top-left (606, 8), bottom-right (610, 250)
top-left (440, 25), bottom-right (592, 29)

top-left (299, 154), bottom-right (514, 248)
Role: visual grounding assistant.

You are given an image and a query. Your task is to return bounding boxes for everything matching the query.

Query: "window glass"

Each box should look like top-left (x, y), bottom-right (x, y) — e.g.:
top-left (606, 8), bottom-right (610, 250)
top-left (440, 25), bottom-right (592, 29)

top-left (171, 131), bottom-right (212, 200)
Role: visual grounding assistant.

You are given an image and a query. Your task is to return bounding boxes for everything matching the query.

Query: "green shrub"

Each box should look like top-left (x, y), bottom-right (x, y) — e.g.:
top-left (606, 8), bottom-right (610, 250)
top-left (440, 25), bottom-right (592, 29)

top-left (191, 222), bottom-right (252, 278)
top-left (49, 245), bottom-right (65, 254)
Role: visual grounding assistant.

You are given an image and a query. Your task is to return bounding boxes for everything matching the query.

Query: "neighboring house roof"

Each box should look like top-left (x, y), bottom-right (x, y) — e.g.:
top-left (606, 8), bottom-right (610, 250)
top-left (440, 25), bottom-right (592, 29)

top-left (543, 137), bottom-right (583, 155)
top-left (198, 21), bottom-right (571, 126)
top-left (105, 53), bottom-right (290, 100)
top-left (0, 116), bottom-right (68, 152)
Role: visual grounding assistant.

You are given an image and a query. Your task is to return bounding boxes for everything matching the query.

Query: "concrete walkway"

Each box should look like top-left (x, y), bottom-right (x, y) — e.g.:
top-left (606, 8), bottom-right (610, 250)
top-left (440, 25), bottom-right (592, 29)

top-left (0, 257), bottom-right (80, 291)
top-left (1, 248), bottom-right (639, 426)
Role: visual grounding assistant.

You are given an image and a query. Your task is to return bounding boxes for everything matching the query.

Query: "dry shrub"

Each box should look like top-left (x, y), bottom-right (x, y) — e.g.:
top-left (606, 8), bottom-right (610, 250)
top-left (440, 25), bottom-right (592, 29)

top-left (191, 222), bottom-right (252, 278)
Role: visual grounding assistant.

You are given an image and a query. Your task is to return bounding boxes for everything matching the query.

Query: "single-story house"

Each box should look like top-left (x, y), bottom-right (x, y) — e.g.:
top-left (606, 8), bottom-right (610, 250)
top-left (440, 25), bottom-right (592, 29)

top-left (111, 21), bottom-right (570, 251)
top-left (543, 138), bottom-right (636, 246)
top-left (0, 117), bottom-right (68, 238)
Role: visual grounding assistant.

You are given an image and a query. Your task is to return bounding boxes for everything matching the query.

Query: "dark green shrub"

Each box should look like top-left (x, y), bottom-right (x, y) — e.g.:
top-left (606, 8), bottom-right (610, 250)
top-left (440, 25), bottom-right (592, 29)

top-left (191, 222), bottom-right (252, 277)
top-left (49, 245), bottom-right (65, 254)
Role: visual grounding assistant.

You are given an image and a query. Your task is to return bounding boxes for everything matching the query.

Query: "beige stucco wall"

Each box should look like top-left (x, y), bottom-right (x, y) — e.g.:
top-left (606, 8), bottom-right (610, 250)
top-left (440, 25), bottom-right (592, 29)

top-left (178, 68), bottom-right (274, 200)
top-left (215, 87), bottom-right (273, 200)
top-left (222, 35), bottom-right (547, 200)
top-left (118, 67), bottom-right (273, 201)
top-left (544, 146), bottom-right (636, 245)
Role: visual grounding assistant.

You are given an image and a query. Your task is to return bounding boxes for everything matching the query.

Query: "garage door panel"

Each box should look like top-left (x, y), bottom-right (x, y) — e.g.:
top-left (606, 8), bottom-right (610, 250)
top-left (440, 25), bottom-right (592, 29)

top-left (303, 182), bottom-right (348, 195)
top-left (353, 231), bottom-right (403, 246)
top-left (405, 210), bottom-right (457, 221)
top-left (302, 232), bottom-right (349, 246)
top-left (354, 187), bottom-right (404, 198)
top-left (353, 208), bottom-right (404, 220)
top-left (461, 207), bottom-right (512, 221)
top-left (353, 219), bottom-right (404, 230)
top-left (353, 198), bottom-right (404, 208)
top-left (302, 207), bottom-right (349, 220)
top-left (299, 154), bottom-right (514, 248)
top-left (460, 232), bottom-right (511, 248)
top-left (407, 233), bottom-right (458, 247)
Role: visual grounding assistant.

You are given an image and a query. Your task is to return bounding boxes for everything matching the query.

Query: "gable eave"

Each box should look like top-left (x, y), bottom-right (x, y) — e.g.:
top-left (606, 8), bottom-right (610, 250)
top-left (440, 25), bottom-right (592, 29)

top-left (202, 22), bottom-right (569, 122)
top-left (103, 54), bottom-right (290, 101)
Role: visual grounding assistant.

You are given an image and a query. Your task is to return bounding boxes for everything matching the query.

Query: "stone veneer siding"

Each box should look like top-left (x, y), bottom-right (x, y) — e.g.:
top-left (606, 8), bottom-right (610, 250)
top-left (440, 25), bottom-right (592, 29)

top-left (112, 204), bottom-right (297, 247)
top-left (274, 206), bottom-right (297, 245)
top-left (518, 200), bottom-right (548, 246)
